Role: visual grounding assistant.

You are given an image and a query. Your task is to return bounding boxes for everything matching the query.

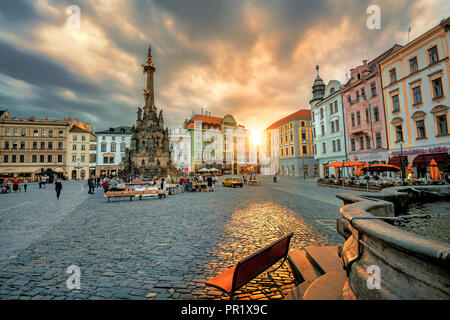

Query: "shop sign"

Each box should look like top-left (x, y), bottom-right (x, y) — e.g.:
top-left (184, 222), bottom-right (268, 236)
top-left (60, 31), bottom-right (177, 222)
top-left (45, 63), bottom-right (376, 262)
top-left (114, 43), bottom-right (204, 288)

top-left (391, 146), bottom-right (448, 156)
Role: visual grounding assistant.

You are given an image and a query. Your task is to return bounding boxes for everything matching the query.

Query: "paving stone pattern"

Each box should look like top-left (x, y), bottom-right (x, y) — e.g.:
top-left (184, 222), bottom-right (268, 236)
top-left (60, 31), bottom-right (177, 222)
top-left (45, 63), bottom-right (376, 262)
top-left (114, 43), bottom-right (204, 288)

top-left (0, 177), bottom-right (359, 300)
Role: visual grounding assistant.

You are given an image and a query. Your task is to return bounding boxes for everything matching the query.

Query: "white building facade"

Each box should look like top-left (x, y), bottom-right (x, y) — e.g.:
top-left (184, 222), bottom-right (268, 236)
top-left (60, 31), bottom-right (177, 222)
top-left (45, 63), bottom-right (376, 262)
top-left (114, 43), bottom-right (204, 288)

top-left (169, 128), bottom-right (192, 173)
top-left (95, 126), bottom-right (132, 177)
top-left (310, 76), bottom-right (347, 177)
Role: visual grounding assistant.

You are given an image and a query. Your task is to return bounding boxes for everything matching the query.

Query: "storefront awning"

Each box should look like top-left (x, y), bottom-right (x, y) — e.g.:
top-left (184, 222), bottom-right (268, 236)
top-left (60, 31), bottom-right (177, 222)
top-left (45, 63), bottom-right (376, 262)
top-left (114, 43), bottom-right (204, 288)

top-left (412, 153), bottom-right (450, 167)
top-left (388, 156), bottom-right (408, 166)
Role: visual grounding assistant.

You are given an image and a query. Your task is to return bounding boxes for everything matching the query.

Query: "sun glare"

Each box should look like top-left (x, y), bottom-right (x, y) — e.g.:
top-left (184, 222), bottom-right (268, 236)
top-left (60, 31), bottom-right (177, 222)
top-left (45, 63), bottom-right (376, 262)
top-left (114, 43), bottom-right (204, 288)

top-left (251, 130), bottom-right (261, 146)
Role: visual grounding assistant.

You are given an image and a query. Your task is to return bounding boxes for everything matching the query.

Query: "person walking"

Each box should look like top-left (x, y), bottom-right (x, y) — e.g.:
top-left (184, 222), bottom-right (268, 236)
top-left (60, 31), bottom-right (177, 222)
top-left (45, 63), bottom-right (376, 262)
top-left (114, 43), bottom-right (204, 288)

top-left (55, 178), bottom-right (62, 200)
top-left (12, 178), bottom-right (19, 192)
top-left (88, 176), bottom-right (95, 194)
top-left (23, 179), bottom-right (28, 192)
top-left (206, 175), bottom-right (214, 192)
top-left (102, 178), bottom-right (109, 193)
top-left (159, 178), bottom-right (167, 199)
top-left (42, 176), bottom-right (47, 189)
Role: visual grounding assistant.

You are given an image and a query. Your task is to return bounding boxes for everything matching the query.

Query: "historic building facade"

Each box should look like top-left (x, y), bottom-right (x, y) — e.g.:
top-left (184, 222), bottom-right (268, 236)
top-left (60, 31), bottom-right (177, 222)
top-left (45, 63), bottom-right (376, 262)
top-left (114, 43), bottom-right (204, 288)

top-left (0, 110), bottom-right (70, 180)
top-left (309, 67), bottom-right (346, 177)
top-left (379, 17), bottom-right (450, 177)
top-left (169, 128), bottom-right (192, 173)
top-left (183, 110), bottom-right (256, 174)
top-left (266, 110), bottom-right (315, 177)
top-left (95, 126), bottom-right (132, 177)
top-left (125, 45), bottom-right (176, 177)
top-left (67, 119), bottom-right (96, 180)
top-left (341, 45), bottom-right (401, 173)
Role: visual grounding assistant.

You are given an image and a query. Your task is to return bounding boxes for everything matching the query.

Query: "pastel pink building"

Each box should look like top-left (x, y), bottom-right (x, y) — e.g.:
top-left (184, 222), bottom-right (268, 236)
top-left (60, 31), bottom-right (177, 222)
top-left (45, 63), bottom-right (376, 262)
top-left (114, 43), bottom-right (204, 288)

top-left (341, 45), bottom-right (402, 166)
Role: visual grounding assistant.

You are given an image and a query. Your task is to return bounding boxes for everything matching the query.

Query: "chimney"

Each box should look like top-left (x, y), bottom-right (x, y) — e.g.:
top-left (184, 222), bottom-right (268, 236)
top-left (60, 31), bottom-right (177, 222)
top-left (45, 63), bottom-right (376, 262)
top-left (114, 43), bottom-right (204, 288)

top-left (29, 116), bottom-right (36, 121)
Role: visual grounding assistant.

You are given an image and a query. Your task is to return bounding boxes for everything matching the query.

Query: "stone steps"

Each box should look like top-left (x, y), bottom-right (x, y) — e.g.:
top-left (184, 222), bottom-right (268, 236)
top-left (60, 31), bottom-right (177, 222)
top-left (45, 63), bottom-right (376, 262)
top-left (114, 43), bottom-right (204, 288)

top-left (285, 246), bottom-right (355, 300)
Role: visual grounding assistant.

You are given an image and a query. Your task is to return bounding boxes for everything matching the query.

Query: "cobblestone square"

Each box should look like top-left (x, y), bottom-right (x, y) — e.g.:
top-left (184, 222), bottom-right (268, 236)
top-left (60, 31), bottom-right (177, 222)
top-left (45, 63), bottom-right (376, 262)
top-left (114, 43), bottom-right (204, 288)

top-left (0, 177), bottom-right (359, 300)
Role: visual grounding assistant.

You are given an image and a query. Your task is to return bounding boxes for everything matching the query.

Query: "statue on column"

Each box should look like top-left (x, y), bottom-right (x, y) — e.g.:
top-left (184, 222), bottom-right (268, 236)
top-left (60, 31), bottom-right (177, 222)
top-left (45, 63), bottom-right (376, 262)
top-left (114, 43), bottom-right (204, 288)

top-left (137, 107), bottom-right (142, 121)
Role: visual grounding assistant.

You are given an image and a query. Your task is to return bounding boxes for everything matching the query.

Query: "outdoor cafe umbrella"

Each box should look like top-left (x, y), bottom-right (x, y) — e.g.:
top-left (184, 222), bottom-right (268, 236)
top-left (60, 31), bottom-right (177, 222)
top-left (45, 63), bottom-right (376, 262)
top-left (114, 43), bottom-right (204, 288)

top-left (429, 159), bottom-right (441, 180)
top-left (355, 166), bottom-right (363, 176)
top-left (198, 168), bottom-right (210, 172)
top-left (407, 165), bottom-right (413, 179)
top-left (326, 161), bottom-right (365, 168)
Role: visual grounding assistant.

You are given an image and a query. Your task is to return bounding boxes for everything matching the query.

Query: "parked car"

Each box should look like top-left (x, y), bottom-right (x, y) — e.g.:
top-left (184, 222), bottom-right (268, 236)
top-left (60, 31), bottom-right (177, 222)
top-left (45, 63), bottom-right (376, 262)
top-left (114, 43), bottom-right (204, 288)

top-left (222, 177), bottom-right (244, 188)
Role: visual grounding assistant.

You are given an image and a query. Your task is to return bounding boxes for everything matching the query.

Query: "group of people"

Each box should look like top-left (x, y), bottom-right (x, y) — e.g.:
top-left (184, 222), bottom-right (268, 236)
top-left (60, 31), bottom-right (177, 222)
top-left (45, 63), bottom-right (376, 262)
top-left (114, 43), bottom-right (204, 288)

top-left (178, 174), bottom-right (217, 192)
top-left (1, 178), bottom-right (29, 194)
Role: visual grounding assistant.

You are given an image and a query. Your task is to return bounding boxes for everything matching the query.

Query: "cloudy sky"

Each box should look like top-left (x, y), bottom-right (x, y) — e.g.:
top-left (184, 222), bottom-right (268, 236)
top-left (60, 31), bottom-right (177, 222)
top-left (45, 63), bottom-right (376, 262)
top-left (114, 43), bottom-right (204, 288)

top-left (0, 0), bottom-right (448, 132)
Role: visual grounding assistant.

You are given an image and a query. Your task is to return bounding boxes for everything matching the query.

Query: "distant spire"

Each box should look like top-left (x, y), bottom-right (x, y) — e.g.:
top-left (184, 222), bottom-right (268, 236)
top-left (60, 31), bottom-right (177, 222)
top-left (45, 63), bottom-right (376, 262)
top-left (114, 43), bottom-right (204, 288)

top-left (148, 44), bottom-right (152, 59)
top-left (316, 65), bottom-right (320, 75)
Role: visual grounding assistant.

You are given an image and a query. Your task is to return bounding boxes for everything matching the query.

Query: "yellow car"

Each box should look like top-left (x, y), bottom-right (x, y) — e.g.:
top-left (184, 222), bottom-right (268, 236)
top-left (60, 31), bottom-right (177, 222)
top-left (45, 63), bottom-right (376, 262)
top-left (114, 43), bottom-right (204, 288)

top-left (222, 177), bottom-right (243, 188)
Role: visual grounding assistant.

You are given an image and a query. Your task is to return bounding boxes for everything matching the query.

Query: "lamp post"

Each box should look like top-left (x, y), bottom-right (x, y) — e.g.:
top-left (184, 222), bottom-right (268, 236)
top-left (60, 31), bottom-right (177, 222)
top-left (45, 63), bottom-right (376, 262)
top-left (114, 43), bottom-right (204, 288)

top-left (400, 140), bottom-right (405, 185)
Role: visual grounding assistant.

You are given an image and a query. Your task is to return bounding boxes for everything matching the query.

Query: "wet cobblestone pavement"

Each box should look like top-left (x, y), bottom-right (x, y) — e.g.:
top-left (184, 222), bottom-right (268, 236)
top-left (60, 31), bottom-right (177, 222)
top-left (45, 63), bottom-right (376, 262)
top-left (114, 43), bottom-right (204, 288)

top-left (0, 176), bottom-right (359, 300)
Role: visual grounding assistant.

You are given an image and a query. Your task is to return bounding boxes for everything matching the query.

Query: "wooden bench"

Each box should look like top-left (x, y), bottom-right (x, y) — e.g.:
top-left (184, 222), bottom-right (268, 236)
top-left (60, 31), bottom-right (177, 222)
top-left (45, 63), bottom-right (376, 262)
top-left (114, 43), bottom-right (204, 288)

top-left (104, 189), bottom-right (167, 202)
top-left (205, 232), bottom-right (294, 299)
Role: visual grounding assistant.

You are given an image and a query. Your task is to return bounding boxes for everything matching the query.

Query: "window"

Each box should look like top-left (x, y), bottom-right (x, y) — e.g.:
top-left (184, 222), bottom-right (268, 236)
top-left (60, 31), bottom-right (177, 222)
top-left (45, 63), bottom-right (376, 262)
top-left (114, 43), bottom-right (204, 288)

top-left (331, 121), bottom-right (335, 133)
top-left (376, 133), bottom-right (382, 148)
top-left (112, 136), bottom-right (116, 141)
top-left (432, 78), bottom-right (443, 98)
top-left (416, 120), bottom-right (426, 138)
top-left (72, 155), bottom-right (77, 162)
top-left (121, 136), bottom-right (125, 141)
top-left (429, 46), bottom-right (439, 64)
top-left (321, 125), bottom-right (325, 136)
top-left (366, 136), bottom-right (371, 149)
top-left (351, 113), bottom-right (355, 127)
top-left (33, 142), bottom-right (37, 150)
top-left (361, 88), bottom-right (366, 99)
top-left (5, 129), bottom-right (10, 136)
top-left (351, 139), bottom-right (356, 152)
top-left (334, 101), bottom-right (338, 113)
top-left (40, 142), bottom-right (45, 150)
top-left (13, 129), bottom-right (18, 136)
top-left (320, 109), bottom-right (323, 119)
top-left (312, 113), bottom-right (315, 122)
top-left (3, 155), bottom-right (8, 163)
top-left (101, 143), bottom-right (106, 152)
top-left (58, 155), bottom-right (63, 163)
top-left (412, 86), bottom-right (422, 105)
top-left (365, 108), bottom-right (370, 123)
top-left (20, 155), bottom-right (25, 163)
top-left (49, 130), bottom-right (53, 137)
top-left (59, 131), bottom-right (64, 137)
top-left (21, 129), bottom-right (26, 136)
top-left (395, 125), bottom-right (404, 142)
top-left (4, 141), bottom-right (9, 149)
top-left (82, 136), bottom-right (86, 141)
top-left (373, 107), bottom-right (379, 122)
top-left (356, 111), bottom-right (361, 126)
top-left (335, 120), bottom-right (340, 132)
top-left (337, 139), bottom-right (341, 152)
top-left (81, 145), bottom-right (85, 151)
top-left (104, 157), bottom-right (109, 164)
top-left (20, 141), bottom-right (25, 150)
top-left (389, 69), bottom-right (397, 83)
top-left (347, 95), bottom-right (351, 104)
top-left (322, 142), bottom-right (326, 154)
top-left (332, 140), bottom-right (336, 152)
top-left (81, 155), bottom-right (85, 163)
top-left (12, 142), bottom-right (18, 150)
top-left (302, 146), bottom-right (307, 154)
top-left (437, 115), bottom-right (448, 135)
top-left (120, 143), bottom-right (126, 152)
top-left (73, 135), bottom-right (77, 141)
top-left (356, 90), bottom-right (360, 102)
top-left (58, 142), bottom-right (63, 150)
top-left (48, 142), bottom-right (53, 150)
top-left (102, 136), bottom-right (106, 141)
top-left (392, 95), bottom-right (400, 112)
top-left (409, 57), bottom-right (418, 73)
top-left (32, 155), bottom-right (37, 163)
top-left (33, 130), bottom-right (38, 137)
top-left (330, 103), bottom-right (333, 114)
top-left (48, 155), bottom-right (52, 163)
top-left (40, 155), bottom-right (45, 163)
top-left (12, 155), bottom-right (16, 163)
top-left (371, 83), bottom-right (377, 97)
top-left (291, 146), bottom-right (294, 155)
top-left (313, 144), bottom-right (317, 155)
top-left (301, 132), bottom-right (306, 140)
top-left (72, 145), bottom-right (77, 151)
top-left (312, 127), bottom-right (316, 139)
top-left (41, 130), bottom-right (46, 137)
top-left (360, 136), bottom-right (364, 150)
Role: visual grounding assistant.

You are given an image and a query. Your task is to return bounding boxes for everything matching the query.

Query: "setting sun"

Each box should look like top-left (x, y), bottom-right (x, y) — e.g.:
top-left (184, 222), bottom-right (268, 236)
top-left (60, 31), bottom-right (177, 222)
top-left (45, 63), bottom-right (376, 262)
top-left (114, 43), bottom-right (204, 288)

top-left (251, 130), bottom-right (261, 146)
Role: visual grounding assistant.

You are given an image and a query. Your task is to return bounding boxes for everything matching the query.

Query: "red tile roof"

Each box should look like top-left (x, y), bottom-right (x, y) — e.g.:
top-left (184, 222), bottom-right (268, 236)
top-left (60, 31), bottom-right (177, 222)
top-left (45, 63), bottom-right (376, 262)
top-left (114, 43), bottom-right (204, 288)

top-left (266, 109), bottom-right (311, 130)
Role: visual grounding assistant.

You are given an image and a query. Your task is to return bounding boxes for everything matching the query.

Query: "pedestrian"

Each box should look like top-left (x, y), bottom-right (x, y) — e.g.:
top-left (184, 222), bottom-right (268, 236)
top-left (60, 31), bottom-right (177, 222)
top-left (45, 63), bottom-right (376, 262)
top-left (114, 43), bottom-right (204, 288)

top-left (39, 176), bottom-right (42, 189)
top-left (273, 175), bottom-right (277, 183)
top-left (55, 178), bottom-right (62, 200)
top-left (12, 178), bottom-right (19, 192)
top-left (88, 175), bottom-right (95, 194)
top-left (102, 178), bottom-right (109, 193)
top-left (159, 178), bottom-right (167, 199)
top-left (23, 179), bottom-right (28, 192)
top-left (206, 175), bottom-right (214, 192)
top-left (42, 176), bottom-right (47, 189)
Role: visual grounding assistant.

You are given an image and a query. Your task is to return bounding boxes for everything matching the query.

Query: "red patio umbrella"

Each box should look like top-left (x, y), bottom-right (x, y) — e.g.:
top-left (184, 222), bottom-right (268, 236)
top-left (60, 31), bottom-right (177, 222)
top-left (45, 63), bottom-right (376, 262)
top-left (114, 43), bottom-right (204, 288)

top-left (429, 159), bottom-right (441, 180)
